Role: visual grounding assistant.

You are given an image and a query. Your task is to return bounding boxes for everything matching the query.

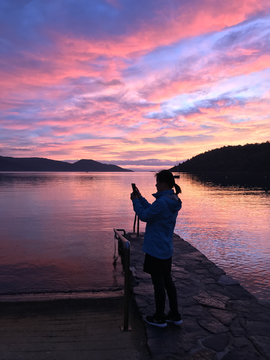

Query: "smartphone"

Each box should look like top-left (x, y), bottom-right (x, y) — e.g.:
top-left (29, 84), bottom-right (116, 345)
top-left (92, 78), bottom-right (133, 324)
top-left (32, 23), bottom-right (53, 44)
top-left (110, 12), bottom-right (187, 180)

top-left (131, 183), bottom-right (137, 192)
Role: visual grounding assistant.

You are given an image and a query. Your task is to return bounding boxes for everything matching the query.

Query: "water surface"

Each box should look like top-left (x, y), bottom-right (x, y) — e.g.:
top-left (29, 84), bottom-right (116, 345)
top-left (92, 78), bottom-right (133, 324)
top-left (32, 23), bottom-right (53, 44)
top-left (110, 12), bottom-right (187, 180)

top-left (0, 172), bottom-right (269, 300)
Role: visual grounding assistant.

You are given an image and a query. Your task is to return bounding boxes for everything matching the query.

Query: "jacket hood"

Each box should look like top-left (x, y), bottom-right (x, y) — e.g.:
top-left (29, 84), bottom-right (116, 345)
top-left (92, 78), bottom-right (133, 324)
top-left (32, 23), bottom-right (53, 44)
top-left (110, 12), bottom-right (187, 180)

top-left (153, 189), bottom-right (182, 213)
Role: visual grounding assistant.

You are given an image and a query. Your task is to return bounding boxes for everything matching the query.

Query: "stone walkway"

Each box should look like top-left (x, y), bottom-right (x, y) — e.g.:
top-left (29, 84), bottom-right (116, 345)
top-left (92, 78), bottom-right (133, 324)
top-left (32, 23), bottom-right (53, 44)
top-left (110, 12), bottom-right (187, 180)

top-left (126, 232), bottom-right (270, 360)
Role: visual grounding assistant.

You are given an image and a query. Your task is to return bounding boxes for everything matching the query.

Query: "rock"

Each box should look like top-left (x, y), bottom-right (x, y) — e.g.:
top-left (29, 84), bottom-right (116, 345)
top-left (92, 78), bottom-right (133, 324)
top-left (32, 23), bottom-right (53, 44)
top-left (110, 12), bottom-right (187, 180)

top-left (218, 275), bottom-right (240, 286)
top-left (227, 299), bottom-right (255, 314)
top-left (198, 318), bottom-right (229, 334)
top-left (221, 347), bottom-right (263, 360)
top-left (202, 333), bottom-right (230, 352)
top-left (258, 300), bottom-right (270, 309)
top-left (187, 348), bottom-right (215, 359)
top-left (230, 318), bottom-right (246, 337)
top-left (209, 266), bottom-right (225, 276)
top-left (193, 291), bottom-right (229, 309)
top-left (183, 305), bottom-right (205, 317)
top-left (249, 336), bottom-right (270, 359)
top-left (133, 283), bottom-right (152, 296)
top-left (195, 269), bottom-right (210, 275)
top-left (233, 336), bottom-right (249, 348)
top-left (201, 278), bottom-right (216, 284)
top-left (208, 308), bottom-right (237, 325)
top-left (130, 266), bottom-right (137, 277)
top-left (173, 270), bottom-right (191, 280)
top-left (246, 321), bottom-right (270, 337)
top-left (135, 296), bottom-right (150, 310)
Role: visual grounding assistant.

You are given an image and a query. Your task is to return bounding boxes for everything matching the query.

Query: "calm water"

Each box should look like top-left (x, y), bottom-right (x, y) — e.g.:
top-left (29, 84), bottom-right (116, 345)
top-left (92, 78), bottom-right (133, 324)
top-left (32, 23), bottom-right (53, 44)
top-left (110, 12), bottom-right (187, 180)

top-left (0, 172), bottom-right (269, 300)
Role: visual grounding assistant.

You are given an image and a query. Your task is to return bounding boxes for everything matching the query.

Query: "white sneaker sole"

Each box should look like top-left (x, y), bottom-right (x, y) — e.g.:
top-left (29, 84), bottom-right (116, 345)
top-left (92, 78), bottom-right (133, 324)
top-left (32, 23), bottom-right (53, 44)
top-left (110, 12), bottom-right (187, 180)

top-left (146, 319), bottom-right (167, 328)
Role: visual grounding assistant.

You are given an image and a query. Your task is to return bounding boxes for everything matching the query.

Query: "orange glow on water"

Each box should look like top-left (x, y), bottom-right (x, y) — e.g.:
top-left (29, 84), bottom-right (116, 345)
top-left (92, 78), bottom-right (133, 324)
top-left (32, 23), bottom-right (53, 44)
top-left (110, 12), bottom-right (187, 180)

top-left (0, 172), bottom-right (269, 299)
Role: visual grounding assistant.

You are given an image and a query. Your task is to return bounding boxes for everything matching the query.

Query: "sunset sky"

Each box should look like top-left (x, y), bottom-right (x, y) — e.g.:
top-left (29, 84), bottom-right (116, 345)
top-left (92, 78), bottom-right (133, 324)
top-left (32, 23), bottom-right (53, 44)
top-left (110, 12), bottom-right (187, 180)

top-left (1, 0), bottom-right (270, 170)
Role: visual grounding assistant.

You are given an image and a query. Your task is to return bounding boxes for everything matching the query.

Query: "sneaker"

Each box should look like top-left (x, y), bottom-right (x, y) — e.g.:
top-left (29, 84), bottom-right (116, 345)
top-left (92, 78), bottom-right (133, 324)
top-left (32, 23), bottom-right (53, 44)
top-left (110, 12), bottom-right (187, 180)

top-left (166, 312), bottom-right (183, 325)
top-left (145, 315), bottom-right (167, 328)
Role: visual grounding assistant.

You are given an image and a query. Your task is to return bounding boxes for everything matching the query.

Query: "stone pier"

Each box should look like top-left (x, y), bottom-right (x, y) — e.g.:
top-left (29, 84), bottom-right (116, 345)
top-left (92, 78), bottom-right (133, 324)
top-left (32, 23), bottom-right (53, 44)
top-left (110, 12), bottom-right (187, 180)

top-left (127, 232), bottom-right (270, 360)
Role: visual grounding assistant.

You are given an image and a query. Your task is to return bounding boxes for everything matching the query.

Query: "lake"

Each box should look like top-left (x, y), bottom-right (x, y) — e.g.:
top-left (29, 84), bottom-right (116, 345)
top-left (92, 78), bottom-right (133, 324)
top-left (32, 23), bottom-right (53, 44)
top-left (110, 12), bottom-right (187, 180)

top-left (0, 172), bottom-right (269, 300)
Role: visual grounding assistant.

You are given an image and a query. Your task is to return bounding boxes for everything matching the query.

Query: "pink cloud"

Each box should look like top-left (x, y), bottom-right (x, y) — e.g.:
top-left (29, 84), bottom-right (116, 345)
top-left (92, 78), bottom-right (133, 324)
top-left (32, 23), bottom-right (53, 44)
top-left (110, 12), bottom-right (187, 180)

top-left (0, 0), bottom-right (269, 164)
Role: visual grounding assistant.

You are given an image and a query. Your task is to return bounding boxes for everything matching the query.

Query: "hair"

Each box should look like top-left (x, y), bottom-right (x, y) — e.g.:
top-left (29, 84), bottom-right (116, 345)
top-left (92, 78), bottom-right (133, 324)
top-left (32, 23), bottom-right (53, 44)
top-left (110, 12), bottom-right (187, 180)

top-left (155, 170), bottom-right (181, 194)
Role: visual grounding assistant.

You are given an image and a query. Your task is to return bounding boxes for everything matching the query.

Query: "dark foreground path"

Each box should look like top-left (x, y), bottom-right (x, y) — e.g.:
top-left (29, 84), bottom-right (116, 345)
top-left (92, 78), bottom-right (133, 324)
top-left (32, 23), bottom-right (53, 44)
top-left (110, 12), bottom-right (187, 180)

top-left (127, 232), bottom-right (270, 360)
top-left (0, 296), bottom-right (150, 360)
top-left (1, 232), bottom-right (270, 359)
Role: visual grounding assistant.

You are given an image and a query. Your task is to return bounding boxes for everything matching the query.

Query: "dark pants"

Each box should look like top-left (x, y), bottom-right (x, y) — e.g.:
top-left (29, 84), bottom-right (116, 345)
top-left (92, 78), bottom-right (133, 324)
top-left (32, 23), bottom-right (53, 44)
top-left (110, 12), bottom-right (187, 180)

top-left (151, 273), bottom-right (179, 320)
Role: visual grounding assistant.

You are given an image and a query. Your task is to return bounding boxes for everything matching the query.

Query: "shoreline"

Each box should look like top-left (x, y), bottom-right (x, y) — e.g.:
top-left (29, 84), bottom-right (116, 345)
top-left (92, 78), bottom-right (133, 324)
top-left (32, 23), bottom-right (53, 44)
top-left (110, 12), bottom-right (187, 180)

top-left (0, 289), bottom-right (124, 303)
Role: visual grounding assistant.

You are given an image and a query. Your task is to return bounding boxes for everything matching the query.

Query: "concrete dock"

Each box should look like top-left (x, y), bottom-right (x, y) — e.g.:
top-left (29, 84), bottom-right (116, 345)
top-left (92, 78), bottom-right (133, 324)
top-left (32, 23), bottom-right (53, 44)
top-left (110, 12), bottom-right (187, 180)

top-left (0, 295), bottom-right (150, 360)
top-left (1, 232), bottom-right (270, 359)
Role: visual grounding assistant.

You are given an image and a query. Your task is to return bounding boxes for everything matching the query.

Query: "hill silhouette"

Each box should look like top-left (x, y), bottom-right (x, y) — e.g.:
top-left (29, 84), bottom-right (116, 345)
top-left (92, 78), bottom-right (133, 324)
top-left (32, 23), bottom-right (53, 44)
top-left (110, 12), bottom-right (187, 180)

top-left (171, 142), bottom-right (270, 173)
top-left (0, 156), bottom-right (132, 172)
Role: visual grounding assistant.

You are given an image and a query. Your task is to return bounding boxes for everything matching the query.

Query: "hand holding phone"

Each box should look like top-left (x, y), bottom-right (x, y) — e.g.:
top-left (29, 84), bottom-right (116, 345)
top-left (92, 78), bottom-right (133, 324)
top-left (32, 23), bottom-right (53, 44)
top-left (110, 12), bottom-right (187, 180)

top-left (131, 183), bottom-right (141, 199)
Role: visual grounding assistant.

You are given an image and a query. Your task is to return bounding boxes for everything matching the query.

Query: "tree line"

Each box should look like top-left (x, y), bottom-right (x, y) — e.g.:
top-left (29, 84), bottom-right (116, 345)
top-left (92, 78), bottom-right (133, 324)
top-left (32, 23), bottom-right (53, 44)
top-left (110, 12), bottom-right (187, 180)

top-left (171, 142), bottom-right (270, 172)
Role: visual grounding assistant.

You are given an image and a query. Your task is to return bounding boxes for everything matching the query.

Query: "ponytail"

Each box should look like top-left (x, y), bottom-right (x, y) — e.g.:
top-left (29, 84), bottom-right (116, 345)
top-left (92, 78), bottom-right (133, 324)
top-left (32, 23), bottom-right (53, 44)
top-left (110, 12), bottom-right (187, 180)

top-left (174, 183), bottom-right (181, 194)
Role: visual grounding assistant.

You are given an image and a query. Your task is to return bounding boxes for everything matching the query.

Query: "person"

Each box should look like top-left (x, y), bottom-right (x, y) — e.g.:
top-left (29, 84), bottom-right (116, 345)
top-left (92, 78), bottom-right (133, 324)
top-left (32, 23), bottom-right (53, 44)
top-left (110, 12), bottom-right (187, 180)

top-left (130, 170), bottom-right (182, 328)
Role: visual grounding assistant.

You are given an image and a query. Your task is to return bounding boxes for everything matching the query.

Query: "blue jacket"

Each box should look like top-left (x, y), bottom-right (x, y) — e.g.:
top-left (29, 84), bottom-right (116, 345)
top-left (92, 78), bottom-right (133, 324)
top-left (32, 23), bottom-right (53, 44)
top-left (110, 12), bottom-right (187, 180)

top-left (132, 189), bottom-right (182, 259)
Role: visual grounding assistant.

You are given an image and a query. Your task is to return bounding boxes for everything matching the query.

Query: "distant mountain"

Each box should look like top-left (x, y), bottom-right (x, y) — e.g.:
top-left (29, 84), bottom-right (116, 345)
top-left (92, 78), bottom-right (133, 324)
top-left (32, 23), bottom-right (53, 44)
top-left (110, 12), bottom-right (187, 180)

top-left (171, 142), bottom-right (270, 172)
top-left (0, 156), bottom-right (132, 172)
top-left (71, 159), bottom-right (132, 172)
